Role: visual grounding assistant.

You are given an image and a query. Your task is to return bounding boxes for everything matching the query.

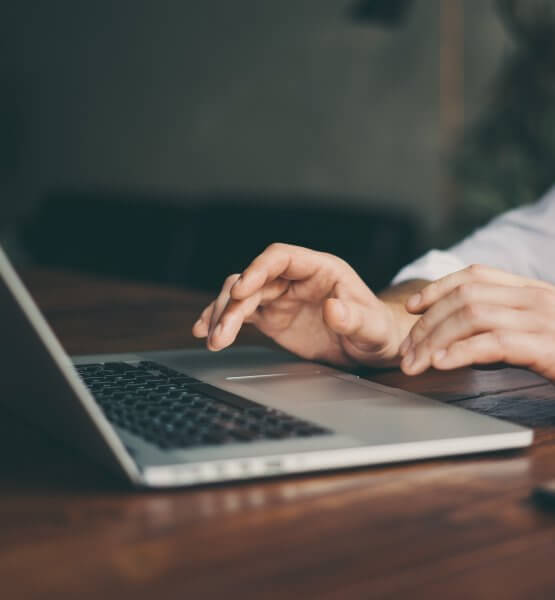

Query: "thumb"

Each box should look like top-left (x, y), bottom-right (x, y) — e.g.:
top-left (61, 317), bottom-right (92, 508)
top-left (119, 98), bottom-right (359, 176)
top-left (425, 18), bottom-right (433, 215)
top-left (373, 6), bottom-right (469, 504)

top-left (323, 298), bottom-right (388, 352)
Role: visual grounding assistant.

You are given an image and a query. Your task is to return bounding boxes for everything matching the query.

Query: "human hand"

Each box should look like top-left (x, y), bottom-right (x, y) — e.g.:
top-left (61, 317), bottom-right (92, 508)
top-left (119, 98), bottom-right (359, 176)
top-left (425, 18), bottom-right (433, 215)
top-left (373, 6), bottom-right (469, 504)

top-left (399, 264), bottom-right (555, 380)
top-left (192, 243), bottom-right (408, 367)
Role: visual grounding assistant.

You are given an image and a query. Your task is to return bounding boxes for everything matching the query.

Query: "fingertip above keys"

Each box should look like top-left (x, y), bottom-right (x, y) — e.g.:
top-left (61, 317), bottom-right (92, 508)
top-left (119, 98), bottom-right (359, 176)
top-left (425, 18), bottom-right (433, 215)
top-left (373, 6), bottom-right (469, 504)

top-left (192, 318), bottom-right (207, 338)
top-left (208, 324), bottom-right (231, 352)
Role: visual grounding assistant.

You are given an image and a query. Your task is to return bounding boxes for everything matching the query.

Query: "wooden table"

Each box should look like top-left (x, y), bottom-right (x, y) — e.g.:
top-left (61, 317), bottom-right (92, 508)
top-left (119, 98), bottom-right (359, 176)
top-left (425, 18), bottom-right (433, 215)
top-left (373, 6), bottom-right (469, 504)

top-left (2, 269), bottom-right (555, 599)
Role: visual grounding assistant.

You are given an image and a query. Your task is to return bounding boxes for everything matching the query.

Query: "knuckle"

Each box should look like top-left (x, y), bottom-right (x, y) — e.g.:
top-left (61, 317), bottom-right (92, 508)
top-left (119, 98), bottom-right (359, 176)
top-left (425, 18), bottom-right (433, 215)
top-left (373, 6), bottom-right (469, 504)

top-left (315, 249), bottom-right (340, 265)
top-left (265, 242), bottom-right (288, 253)
top-left (324, 253), bottom-right (350, 274)
top-left (224, 273), bottom-right (240, 287)
top-left (313, 251), bottom-right (351, 280)
top-left (532, 287), bottom-right (552, 308)
top-left (319, 250), bottom-right (341, 263)
top-left (462, 302), bottom-right (483, 322)
top-left (466, 263), bottom-right (488, 280)
top-left (415, 313), bottom-right (430, 334)
top-left (456, 283), bottom-right (474, 302)
top-left (492, 329), bottom-right (509, 351)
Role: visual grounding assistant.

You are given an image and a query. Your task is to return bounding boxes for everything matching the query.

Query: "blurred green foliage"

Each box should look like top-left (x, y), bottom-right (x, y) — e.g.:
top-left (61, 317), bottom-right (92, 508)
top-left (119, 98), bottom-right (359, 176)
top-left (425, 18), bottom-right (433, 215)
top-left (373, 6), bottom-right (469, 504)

top-left (451, 0), bottom-right (555, 239)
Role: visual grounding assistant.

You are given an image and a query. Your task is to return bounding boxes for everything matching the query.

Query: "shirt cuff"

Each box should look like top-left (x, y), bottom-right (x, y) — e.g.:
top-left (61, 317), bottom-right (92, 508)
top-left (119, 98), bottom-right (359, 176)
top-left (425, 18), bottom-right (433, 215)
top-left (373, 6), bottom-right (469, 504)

top-left (391, 249), bottom-right (467, 285)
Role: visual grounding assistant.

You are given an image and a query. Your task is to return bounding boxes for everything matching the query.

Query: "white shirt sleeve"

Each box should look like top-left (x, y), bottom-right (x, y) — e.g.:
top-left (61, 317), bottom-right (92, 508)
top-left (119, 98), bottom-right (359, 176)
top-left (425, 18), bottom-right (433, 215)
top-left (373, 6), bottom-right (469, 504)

top-left (392, 184), bottom-right (555, 286)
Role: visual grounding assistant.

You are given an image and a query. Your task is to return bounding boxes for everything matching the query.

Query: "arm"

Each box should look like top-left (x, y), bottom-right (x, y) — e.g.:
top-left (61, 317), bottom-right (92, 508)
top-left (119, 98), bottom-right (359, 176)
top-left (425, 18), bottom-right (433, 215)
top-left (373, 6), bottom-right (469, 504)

top-left (193, 187), bottom-right (555, 372)
top-left (394, 185), bottom-right (555, 286)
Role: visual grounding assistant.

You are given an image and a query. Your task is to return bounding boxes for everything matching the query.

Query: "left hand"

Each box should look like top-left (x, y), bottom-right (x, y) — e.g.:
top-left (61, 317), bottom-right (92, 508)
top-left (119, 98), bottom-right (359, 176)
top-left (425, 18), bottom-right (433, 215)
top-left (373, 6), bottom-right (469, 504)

top-left (398, 264), bottom-right (555, 380)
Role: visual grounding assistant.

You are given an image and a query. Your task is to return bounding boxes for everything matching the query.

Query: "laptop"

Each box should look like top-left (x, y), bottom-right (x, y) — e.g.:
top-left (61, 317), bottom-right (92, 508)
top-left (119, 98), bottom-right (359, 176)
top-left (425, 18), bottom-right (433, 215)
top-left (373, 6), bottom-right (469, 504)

top-left (0, 245), bottom-right (533, 488)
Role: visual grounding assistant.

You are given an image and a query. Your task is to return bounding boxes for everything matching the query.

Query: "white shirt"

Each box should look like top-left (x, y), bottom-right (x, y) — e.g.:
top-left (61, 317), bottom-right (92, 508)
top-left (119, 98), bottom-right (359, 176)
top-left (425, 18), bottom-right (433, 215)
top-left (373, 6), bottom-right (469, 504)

top-left (392, 184), bottom-right (555, 286)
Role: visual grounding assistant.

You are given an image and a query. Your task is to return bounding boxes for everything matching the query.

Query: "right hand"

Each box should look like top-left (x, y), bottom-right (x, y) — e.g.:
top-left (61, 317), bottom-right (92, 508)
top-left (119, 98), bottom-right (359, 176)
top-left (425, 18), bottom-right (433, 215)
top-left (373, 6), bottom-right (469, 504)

top-left (192, 243), bottom-right (407, 367)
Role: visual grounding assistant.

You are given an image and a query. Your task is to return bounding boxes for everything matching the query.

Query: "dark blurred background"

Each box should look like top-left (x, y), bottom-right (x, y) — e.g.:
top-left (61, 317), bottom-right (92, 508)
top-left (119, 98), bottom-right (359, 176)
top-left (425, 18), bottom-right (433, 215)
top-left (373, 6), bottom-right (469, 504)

top-left (2, 0), bottom-right (554, 292)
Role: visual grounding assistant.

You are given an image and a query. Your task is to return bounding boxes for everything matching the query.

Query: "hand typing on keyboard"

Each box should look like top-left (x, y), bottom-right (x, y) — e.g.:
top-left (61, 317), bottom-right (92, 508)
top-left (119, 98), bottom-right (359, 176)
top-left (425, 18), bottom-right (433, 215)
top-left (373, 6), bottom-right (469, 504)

top-left (398, 264), bottom-right (555, 380)
top-left (192, 243), bottom-right (422, 368)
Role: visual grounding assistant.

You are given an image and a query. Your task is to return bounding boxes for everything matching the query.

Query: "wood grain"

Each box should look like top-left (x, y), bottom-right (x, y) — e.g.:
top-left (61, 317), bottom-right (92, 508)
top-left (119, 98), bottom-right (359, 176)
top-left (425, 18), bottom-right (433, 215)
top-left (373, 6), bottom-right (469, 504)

top-left (1, 268), bottom-right (554, 600)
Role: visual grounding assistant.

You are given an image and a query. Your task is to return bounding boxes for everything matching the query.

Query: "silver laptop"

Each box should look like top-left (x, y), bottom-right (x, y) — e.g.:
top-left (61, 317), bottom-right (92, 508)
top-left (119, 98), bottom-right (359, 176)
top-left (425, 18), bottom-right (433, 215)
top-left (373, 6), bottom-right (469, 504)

top-left (0, 245), bottom-right (532, 488)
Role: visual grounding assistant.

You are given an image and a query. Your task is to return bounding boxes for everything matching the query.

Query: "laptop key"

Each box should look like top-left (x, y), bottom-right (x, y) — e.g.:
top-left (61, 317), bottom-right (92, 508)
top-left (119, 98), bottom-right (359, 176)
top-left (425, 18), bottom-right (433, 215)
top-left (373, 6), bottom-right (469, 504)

top-left (80, 360), bottom-right (331, 450)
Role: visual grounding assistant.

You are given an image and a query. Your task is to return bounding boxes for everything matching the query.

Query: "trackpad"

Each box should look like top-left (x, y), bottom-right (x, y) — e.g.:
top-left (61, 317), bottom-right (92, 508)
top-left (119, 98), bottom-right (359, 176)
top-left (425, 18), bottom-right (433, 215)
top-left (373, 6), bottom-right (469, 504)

top-left (228, 374), bottom-right (458, 444)
top-left (230, 374), bottom-right (396, 406)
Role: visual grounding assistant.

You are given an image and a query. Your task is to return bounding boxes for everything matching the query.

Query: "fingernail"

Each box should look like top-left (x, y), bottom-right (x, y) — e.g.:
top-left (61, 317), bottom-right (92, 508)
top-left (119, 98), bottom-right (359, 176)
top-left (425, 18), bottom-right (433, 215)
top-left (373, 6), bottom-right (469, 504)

top-left (209, 324), bottom-right (223, 350)
top-left (399, 337), bottom-right (410, 356)
top-left (407, 293), bottom-right (421, 310)
top-left (433, 349), bottom-right (447, 362)
top-left (194, 318), bottom-right (203, 328)
top-left (403, 350), bottom-right (415, 368)
top-left (232, 276), bottom-right (242, 288)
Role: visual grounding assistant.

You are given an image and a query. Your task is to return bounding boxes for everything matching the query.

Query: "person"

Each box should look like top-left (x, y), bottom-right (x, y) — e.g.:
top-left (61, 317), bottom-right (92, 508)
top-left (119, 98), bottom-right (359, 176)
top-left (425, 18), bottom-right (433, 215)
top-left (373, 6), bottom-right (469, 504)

top-left (193, 185), bottom-right (555, 381)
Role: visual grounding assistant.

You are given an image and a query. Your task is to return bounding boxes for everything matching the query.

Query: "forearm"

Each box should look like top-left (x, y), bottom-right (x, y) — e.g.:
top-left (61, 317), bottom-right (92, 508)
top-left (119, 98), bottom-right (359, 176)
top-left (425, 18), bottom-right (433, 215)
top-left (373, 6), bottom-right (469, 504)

top-left (391, 188), bottom-right (555, 286)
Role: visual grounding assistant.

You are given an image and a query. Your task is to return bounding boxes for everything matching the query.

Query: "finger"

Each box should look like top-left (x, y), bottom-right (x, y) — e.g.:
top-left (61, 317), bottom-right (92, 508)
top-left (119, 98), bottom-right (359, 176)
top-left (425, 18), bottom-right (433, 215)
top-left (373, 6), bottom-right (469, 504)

top-left (401, 304), bottom-right (542, 375)
top-left (402, 283), bottom-right (544, 352)
top-left (231, 243), bottom-right (339, 301)
top-left (406, 264), bottom-right (554, 314)
top-left (323, 298), bottom-right (390, 357)
top-left (208, 274), bottom-right (242, 339)
top-left (192, 301), bottom-right (215, 338)
top-left (431, 330), bottom-right (553, 378)
top-left (209, 278), bottom-right (290, 351)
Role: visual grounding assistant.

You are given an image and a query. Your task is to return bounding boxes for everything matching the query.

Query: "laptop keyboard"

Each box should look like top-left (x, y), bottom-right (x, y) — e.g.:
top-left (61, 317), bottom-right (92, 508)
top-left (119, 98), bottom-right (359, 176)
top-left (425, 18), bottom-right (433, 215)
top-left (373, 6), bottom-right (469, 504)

top-left (75, 361), bottom-right (330, 450)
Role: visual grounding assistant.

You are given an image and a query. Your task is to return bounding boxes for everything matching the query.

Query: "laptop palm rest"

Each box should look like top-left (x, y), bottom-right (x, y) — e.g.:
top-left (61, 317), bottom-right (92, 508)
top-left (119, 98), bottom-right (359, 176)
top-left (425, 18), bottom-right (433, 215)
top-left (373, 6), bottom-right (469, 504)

top-left (228, 373), bottom-right (520, 445)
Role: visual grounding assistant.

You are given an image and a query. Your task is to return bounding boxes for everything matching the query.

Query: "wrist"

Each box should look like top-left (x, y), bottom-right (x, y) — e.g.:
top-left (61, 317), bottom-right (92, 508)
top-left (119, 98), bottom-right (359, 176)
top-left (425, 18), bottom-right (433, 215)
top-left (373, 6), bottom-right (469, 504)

top-left (378, 279), bottom-right (429, 359)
